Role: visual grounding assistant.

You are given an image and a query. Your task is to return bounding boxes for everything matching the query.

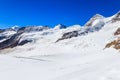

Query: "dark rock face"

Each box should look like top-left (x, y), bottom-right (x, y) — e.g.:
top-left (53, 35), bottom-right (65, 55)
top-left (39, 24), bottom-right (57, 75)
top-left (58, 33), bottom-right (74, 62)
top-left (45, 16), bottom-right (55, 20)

top-left (18, 39), bottom-right (33, 46)
top-left (56, 29), bottom-right (90, 42)
top-left (105, 38), bottom-right (120, 50)
top-left (62, 31), bottom-right (78, 38)
top-left (114, 28), bottom-right (120, 36)
top-left (0, 32), bottom-right (22, 50)
top-left (56, 31), bottom-right (79, 42)
top-left (105, 28), bottom-right (120, 51)
top-left (0, 29), bottom-right (17, 42)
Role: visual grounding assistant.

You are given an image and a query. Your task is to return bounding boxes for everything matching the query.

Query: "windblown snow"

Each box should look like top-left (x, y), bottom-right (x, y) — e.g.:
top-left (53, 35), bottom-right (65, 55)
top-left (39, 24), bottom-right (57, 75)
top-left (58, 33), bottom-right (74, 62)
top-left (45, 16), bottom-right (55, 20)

top-left (0, 12), bottom-right (120, 80)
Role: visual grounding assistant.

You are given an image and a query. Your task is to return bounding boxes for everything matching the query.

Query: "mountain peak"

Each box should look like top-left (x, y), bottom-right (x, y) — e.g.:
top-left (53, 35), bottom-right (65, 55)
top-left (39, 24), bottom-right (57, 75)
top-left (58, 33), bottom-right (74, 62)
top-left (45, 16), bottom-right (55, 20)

top-left (93, 14), bottom-right (104, 18)
top-left (54, 24), bottom-right (67, 29)
top-left (84, 14), bottom-right (104, 27)
top-left (11, 25), bottom-right (19, 29)
top-left (10, 25), bottom-right (20, 31)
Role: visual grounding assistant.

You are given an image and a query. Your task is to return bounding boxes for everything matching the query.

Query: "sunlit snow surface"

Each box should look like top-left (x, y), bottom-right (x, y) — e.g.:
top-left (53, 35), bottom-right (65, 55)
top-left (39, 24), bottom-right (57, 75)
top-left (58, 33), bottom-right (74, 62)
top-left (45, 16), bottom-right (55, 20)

top-left (0, 16), bottom-right (120, 80)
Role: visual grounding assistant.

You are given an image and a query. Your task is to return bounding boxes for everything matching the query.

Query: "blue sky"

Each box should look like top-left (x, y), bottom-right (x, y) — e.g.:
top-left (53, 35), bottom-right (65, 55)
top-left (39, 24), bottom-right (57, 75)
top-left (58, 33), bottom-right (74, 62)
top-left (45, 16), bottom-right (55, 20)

top-left (0, 0), bottom-right (120, 28)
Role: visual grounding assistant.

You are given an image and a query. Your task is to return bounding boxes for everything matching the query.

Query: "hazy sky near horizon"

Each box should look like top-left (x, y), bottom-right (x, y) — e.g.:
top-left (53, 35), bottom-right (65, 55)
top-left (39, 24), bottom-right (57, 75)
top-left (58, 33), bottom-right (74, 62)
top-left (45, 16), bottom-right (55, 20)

top-left (0, 0), bottom-right (120, 28)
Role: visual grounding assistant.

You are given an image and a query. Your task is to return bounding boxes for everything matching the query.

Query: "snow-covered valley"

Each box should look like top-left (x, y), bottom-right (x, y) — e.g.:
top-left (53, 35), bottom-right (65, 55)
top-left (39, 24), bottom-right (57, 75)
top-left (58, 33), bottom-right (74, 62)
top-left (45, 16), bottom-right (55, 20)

top-left (0, 12), bottom-right (120, 80)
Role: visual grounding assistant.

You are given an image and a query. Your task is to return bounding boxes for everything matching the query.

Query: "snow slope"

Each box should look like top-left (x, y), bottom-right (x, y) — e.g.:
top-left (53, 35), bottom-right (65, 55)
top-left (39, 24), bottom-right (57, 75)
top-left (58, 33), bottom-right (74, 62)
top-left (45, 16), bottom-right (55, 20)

top-left (0, 12), bottom-right (120, 80)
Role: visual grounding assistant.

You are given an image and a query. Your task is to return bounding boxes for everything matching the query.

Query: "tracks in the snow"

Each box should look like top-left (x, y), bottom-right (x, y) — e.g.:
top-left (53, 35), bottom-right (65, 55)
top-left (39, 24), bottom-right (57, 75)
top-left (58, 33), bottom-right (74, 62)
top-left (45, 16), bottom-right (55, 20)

top-left (14, 56), bottom-right (51, 62)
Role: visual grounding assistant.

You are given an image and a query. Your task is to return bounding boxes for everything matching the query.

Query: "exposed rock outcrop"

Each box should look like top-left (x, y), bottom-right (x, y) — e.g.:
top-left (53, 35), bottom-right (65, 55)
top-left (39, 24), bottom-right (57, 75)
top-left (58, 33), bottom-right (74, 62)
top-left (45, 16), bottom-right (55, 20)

top-left (0, 32), bottom-right (22, 50)
top-left (105, 38), bottom-right (120, 50)
top-left (105, 27), bottom-right (120, 50)
top-left (114, 28), bottom-right (120, 36)
top-left (18, 39), bottom-right (33, 46)
top-left (56, 31), bottom-right (79, 42)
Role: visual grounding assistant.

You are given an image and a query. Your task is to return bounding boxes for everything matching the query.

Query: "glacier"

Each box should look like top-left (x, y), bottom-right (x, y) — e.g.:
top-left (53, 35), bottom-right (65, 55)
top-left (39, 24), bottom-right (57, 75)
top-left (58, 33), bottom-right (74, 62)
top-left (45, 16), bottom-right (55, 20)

top-left (0, 11), bottom-right (120, 80)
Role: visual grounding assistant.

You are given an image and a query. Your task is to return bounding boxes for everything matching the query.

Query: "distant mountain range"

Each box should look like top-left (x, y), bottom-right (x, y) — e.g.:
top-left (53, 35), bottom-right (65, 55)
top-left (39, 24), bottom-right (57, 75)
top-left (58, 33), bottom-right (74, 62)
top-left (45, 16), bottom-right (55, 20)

top-left (0, 11), bottom-right (120, 50)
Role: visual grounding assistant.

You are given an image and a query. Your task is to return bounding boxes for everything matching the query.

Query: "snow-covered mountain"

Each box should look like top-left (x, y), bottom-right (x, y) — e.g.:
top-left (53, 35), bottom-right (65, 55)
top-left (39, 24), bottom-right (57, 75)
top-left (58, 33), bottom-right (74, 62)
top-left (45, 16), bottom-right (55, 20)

top-left (0, 11), bottom-right (120, 80)
top-left (54, 24), bottom-right (67, 29)
top-left (84, 14), bottom-right (105, 27)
